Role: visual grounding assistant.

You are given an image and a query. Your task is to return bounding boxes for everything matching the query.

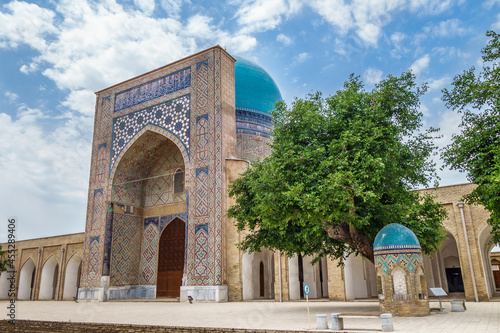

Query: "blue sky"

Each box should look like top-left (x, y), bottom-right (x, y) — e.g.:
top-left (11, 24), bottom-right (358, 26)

top-left (0, 0), bottom-right (499, 241)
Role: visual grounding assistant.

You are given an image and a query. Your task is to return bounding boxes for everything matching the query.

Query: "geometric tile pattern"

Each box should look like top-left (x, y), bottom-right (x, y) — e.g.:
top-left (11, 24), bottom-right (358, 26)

top-left (110, 213), bottom-right (141, 286)
top-left (110, 94), bottom-right (191, 172)
top-left (195, 167), bottom-right (209, 217)
top-left (140, 217), bottom-right (159, 285)
top-left (194, 224), bottom-right (209, 277)
top-left (114, 67), bottom-right (191, 112)
top-left (88, 236), bottom-right (100, 285)
top-left (375, 252), bottom-right (423, 274)
top-left (102, 206), bottom-right (113, 276)
top-left (100, 97), bottom-right (112, 140)
top-left (92, 189), bottom-right (105, 231)
top-left (196, 60), bottom-right (209, 111)
top-left (95, 143), bottom-right (108, 183)
top-left (196, 114), bottom-right (209, 162)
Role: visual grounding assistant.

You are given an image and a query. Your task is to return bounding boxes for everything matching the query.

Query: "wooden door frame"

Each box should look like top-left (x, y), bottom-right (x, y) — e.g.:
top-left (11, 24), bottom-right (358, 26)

top-left (155, 217), bottom-right (187, 298)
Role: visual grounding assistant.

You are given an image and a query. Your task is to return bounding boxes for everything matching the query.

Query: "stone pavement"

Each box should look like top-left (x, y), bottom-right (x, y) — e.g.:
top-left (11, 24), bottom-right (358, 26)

top-left (1, 299), bottom-right (499, 332)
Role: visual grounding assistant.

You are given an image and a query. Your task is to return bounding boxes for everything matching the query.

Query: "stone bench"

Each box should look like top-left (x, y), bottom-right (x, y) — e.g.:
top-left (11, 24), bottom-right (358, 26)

top-left (451, 300), bottom-right (466, 312)
top-left (331, 312), bottom-right (393, 332)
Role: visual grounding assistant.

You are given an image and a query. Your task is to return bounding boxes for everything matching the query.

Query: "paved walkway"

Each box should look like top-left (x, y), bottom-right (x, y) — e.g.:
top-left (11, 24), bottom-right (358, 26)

top-left (1, 299), bottom-right (499, 332)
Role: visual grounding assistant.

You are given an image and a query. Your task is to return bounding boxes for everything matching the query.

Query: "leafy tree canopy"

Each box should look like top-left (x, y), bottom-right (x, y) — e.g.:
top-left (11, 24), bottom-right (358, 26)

top-left (442, 30), bottom-right (500, 244)
top-left (228, 72), bottom-right (447, 264)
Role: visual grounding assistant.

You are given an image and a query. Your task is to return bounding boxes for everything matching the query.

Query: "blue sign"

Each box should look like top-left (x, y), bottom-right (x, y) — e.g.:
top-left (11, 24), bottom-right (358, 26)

top-left (304, 284), bottom-right (310, 295)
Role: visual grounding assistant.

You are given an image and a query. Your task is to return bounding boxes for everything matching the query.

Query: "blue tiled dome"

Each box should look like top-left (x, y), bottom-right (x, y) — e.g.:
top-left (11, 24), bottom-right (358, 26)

top-left (374, 223), bottom-right (420, 251)
top-left (234, 56), bottom-right (282, 113)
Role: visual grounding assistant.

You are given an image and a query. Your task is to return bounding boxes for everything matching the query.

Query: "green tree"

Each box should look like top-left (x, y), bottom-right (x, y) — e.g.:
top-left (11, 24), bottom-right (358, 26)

top-left (442, 30), bottom-right (500, 244)
top-left (228, 73), bottom-right (447, 263)
top-left (0, 245), bottom-right (8, 273)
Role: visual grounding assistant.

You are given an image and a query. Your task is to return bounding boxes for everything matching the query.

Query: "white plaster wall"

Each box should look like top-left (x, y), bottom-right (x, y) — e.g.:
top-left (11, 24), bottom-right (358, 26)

top-left (63, 256), bottom-right (81, 300)
top-left (321, 257), bottom-right (329, 298)
top-left (349, 254), bottom-right (369, 299)
top-left (478, 225), bottom-right (495, 298)
top-left (365, 258), bottom-right (377, 297)
top-left (423, 255), bottom-right (436, 289)
top-left (344, 254), bottom-right (355, 300)
top-left (302, 255), bottom-right (317, 298)
top-left (18, 259), bottom-right (35, 300)
top-left (288, 256), bottom-right (300, 300)
top-left (0, 271), bottom-right (9, 299)
top-left (242, 252), bottom-right (253, 300)
top-left (39, 256), bottom-right (57, 300)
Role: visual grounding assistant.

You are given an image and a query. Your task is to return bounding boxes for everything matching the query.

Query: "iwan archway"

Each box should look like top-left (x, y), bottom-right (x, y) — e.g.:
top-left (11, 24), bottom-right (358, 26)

top-left (108, 130), bottom-right (188, 300)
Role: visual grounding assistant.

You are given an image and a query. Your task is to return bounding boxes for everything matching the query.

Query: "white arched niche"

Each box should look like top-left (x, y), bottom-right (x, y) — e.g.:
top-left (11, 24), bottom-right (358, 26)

top-left (39, 256), bottom-right (59, 300)
top-left (344, 252), bottom-right (377, 300)
top-left (288, 254), bottom-right (330, 300)
top-left (242, 248), bottom-right (275, 300)
top-left (63, 254), bottom-right (82, 300)
top-left (478, 225), bottom-right (496, 299)
top-left (0, 269), bottom-right (11, 299)
top-left (18, 259), bottom-right (36, 300)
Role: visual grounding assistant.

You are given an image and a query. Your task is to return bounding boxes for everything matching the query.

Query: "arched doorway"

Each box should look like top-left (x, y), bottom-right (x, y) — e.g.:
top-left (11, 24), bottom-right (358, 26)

top-left (39, 256), bottom-right (59, 300)
top-left (478, 225), bottom-right (499, 298)
top-left (289, 254), bottom-right (330, 300)
top-left (63, 255), bottom-right (82, 300)
top-left (241, 248), bottom-right (275, 300)
top-left (156, 218), bottom-right (186, 298)
top-left (18, 259), bottom-right (35, 300)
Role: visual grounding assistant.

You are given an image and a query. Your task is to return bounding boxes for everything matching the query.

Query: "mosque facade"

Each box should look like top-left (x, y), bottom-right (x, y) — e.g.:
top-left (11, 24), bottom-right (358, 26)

top-left (1, 47), bottom-right (499, 305)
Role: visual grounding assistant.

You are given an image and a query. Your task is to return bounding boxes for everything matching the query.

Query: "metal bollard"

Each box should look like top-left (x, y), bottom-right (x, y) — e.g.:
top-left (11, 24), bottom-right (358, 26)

top-left (380, 313), bottom-right (393, 332)
top-left (316, 314), bottom-right (328, 329)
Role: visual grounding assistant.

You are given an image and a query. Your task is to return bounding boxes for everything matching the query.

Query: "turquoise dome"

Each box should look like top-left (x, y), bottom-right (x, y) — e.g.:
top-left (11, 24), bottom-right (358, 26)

top-left (374, 223), bottom-right (420, 250)
top-left (234, 56), bottom-right (282, 113)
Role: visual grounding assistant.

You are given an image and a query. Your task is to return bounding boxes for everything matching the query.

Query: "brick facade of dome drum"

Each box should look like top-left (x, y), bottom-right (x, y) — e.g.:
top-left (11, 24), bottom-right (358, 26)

top-left (374, 223), bottom-right (430, 316)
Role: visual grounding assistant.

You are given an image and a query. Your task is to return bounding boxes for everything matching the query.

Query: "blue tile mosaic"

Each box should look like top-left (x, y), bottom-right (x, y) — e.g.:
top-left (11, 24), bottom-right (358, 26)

top-left (110, 94), bottom-right (191, 173)
top-left (114, 67), bottom-right (191, 112)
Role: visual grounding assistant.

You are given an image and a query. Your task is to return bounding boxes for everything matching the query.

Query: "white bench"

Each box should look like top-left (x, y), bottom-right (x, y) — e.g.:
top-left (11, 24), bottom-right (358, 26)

top-left (331, 312), bottom-right (393, 331)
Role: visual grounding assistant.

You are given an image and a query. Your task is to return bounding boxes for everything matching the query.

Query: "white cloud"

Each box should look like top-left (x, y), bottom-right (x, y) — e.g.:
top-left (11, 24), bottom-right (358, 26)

top-left (0, 1), bottom-right (57, 50)
top-left (364, 67), bottom-right (383, 85)
top-left (235, 0), bottom-right (303, 33)
top-left (410, 54), bottom-right (430, 76)
top-left (160, 0), bottom-right (183, 18)
top-left (422, 19), bottom-right (468, 38)
top-left (1, 0), bottom-right (257, 92)
top-left (4, 91), bottom-right (19, 103)
top-left (427, 76), bottom-right (450, 91)
top-left (296, 52), bottom-right (309, 62)
top-left (492, 13), bottom-right (500, 31)
top-left (277, 33), bottom-right (293, 45)
top-left (61, 89), bottom-right (96, 116)
top-left (134, 0), bottom-right (156, 15)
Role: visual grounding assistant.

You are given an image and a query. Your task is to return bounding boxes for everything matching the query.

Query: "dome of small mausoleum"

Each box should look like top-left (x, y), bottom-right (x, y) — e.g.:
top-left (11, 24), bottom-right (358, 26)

top-left (374, 223), bottom-right (421, 252)
top-left (234, 56), bottom-right (282, 113)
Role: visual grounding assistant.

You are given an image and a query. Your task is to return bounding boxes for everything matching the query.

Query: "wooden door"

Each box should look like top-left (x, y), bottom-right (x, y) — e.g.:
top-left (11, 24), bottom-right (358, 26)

top-left (493, 270), bottom-right (500, 289)
top-left (157, 218), bottom-right (185, 298)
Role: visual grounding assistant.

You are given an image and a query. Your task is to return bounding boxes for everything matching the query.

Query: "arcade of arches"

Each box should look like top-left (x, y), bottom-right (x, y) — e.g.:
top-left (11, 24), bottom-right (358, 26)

top-left (1, 183), bottom-right (499, 302)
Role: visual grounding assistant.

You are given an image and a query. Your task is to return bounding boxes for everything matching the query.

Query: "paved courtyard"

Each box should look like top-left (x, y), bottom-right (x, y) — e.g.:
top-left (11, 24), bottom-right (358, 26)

top-left (1, 299), bottom-right (499, 332)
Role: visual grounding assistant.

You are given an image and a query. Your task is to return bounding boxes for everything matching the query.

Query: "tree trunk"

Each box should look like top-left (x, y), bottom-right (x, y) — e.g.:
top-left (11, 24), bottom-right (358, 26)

top-left (323, 221), bottom-right (375, 263)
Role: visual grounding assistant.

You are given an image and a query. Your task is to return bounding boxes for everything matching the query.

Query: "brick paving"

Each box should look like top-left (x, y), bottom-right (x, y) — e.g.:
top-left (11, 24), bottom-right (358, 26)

top-left (1, 299), bottom-right (499, 332)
